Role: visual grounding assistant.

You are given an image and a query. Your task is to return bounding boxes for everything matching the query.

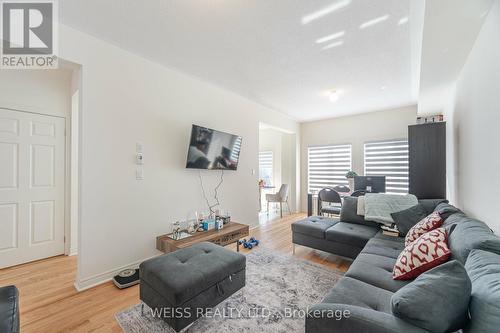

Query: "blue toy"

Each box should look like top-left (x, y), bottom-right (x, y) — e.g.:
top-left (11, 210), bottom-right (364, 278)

top-left (239, 237), bottom-right (259, 249)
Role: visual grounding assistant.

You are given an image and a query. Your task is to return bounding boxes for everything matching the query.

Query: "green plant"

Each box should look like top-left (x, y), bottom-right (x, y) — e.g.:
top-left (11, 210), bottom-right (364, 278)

top-left (345, 171), bottom-right (358, 179)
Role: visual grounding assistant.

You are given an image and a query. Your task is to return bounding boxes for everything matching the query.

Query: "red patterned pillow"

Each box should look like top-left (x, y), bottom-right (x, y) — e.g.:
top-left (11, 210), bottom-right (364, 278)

top-left (393, 228), bottom-right (451, 280)
top-left (405, 212), bottom-right (443, 246)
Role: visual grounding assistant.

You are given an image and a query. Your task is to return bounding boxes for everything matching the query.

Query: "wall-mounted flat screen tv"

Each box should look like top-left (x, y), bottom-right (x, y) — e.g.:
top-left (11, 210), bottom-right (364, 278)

top-left (186, 125), bottom-right (242, 170)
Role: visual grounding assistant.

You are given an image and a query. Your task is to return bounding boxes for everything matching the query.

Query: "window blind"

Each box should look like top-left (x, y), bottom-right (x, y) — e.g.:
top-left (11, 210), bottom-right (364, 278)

top-left (308, 144), bottom-right (352, 193)
top-left (364, 140), bottom-right (409, 195)
top-left (258, 151), bottom-right (273, 185)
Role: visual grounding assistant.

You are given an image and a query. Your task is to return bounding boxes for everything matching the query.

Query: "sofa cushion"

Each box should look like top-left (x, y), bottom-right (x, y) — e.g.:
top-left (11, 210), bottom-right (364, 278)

top-left (405, 212), bottom-right (443, 246)
top-left (361, 237), bottom-right (406, 259)
top-left (394, 228), bottom-right (451, 280)
top-left (345, 253), bottom-right (410, 292)
top-left (391, 260), bottom-right (471, 333)
top-left (322, 277), bottom-right (393, 314)
top-left (391, 204), bottom-right (428, 236)
top-left (291, 216), bottom-right (339, 239)
top-left (446, 214), bottom-right (500, 264)
top-left (418, 199), bottom-right (449, 215)
top-left (325, 222), bottom-right (379, 248)
top-left (340, 197), bottom-right (379, 227)
top-left (435, 202), bottom-right (463, 220)
top-left (464, 249), bottom-right (500, 333)
top-left (139, 242), bottom-right (246, 305)
top-left (442, 210), bottom-right (466, 229)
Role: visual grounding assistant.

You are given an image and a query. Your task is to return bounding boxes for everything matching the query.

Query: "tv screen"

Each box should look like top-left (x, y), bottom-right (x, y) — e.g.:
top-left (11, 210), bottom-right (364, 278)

top-left (186, 125), bottom-right (242, 170)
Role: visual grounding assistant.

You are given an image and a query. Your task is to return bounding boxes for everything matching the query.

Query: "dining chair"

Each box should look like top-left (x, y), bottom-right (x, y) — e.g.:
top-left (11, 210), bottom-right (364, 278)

top-left (333, 185), bottom-right (351, 194)
top-left (266, 184), bottom-right (291, 218)
top-left (351, 190), bottom-right (367, 197)
top-left (318, 188), bottom-right (342, 216)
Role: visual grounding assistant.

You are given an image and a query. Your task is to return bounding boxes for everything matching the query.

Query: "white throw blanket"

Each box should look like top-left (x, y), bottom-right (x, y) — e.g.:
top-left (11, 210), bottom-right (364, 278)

top-left (363, 193), bottom-right (418, 225)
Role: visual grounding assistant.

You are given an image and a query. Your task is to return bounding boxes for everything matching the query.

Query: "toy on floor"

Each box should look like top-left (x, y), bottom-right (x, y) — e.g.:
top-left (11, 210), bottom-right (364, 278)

top-left (238, 237), bottom-right (260, 249)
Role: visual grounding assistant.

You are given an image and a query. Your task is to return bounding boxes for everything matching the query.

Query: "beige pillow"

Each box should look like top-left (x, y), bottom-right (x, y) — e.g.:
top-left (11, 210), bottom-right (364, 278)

top-left (357, 196), bottom-right (365, 216)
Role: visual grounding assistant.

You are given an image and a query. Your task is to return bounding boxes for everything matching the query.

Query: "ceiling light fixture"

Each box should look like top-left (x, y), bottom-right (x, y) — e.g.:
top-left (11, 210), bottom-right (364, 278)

top-left (316, 31), bottom-right (345, 44)
top-left (322, 40), bottom-right (344, 50)
top-left (359, 15), bottom-right (390, 29)
top-left (301, 0), bottom-right (351, 25)
top-left (398, 17), bottom-right (409, 25)
top-left (327, 90), bottom-right (341, 102)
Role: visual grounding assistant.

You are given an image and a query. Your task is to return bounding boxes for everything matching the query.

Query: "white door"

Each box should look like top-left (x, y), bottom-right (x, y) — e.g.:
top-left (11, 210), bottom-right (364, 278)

top-left (0, 108), bottom-right (66, 268)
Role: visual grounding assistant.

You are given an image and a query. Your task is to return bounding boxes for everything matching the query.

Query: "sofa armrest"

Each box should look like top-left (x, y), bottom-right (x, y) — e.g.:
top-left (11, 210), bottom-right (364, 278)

top-left (305, 303), bottom-right (429, 333)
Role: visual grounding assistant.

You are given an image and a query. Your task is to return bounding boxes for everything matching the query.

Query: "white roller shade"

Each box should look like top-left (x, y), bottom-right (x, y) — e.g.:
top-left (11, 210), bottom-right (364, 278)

top-left (308, 144), bottom-right (352, 193)
top-left (259, 151), bottom-right (273, 185)
top-left (364, 140), bottom-right (409, 195)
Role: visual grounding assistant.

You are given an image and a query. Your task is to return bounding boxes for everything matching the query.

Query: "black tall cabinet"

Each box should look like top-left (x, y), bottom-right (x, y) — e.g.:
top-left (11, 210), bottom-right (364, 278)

top-left (408, 122), bottom-right (446, 199)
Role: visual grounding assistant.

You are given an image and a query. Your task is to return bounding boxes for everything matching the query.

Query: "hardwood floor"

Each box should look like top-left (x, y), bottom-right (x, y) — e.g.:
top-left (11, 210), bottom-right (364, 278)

top-left (0, 213), bottom-right (351, 333)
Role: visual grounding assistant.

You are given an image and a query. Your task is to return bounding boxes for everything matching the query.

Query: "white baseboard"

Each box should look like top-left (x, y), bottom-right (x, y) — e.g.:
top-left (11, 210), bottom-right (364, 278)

top-left (74, 254), bottom-right (160, 292)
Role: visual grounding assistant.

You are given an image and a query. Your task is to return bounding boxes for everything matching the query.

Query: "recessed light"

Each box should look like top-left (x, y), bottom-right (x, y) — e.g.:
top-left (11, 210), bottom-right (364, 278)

top-left (301, 0), bottom-right (351, 25)
top-left (398, 17), bottom-right (409, 25)
top-left (359, 15), bottom-right (390, 29)
top-left (316, 31), bottom-right (345, 44)
top-left (381, 86), bottom-right (387, 91)
top-left (322, 40), bottom-right (344, 50)
top-left (327, 90), bottom-right (341, 102)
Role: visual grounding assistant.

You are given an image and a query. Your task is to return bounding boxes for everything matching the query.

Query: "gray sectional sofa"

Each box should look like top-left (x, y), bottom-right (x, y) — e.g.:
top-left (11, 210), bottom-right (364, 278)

top-left (292, 198), bottom-right (500, 333)
top-left (0, 285), bottom-right (19, 333)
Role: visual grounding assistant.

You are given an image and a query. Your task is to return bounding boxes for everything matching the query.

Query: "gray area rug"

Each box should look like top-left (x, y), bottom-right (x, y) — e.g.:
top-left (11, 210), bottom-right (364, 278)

top-left (115, 248), bottom-right (343, 333)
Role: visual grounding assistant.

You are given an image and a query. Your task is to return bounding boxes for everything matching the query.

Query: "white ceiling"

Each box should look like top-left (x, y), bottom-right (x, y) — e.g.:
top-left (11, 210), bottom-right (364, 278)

top-left (60, 0), bottom-right (416, 121)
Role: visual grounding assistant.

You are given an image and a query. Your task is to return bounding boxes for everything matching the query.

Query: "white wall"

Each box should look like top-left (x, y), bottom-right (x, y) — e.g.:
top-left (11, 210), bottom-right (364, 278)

top-left (281, 132), bottom-right (298, 212)
top-left (56, 25), bottom-right (299, 289)
top-left (0, 70), bottom-right (71, 116)
top-left (300, 105), bottom-right (417, 211)
top-left (418, 0), bottom-right (494, 115)
top-left (444, 1), bottom-right (500, 233)
top-left (70, 90), bottom-right (79, 255)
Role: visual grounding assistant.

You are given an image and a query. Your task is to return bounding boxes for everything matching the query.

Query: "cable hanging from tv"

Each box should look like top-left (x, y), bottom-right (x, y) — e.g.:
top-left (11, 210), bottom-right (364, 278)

top-left (199, 169), bottom-right (224, 216)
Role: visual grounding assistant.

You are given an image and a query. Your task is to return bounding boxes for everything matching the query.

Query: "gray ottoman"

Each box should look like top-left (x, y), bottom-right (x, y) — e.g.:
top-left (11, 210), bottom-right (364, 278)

top-left (139, 242), bottom-right (246, 332)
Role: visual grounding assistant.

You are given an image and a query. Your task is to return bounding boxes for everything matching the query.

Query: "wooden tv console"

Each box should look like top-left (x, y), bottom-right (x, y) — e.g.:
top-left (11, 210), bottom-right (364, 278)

top-left (156, 221), bottom-right (249, 253)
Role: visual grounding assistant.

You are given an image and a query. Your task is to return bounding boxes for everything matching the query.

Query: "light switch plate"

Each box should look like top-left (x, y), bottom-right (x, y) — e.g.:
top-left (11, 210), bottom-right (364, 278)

top-left (136, 168), bottom-right (144, 180)
top-left (136, 153), bottom-right (144, 165)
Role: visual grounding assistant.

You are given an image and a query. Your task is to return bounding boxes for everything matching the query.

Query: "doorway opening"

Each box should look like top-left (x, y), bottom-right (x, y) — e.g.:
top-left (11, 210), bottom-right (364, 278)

top-left (0, 63), bottom-right (81, 270)
top-left (258, 122), bottom-right (298, 224)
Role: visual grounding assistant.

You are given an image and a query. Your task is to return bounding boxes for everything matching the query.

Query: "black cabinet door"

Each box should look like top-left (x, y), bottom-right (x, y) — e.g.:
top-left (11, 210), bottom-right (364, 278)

top-left (408, 122), bottom-right (446, 199)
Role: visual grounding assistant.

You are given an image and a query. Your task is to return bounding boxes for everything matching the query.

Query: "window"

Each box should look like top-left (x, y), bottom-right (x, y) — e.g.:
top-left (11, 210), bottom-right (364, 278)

top-left (364, 140), bottom-right (409, 195)
top-left (308, 144), bottom-right (352, 193)
top-left (259, 151), bottom-right (273, 186)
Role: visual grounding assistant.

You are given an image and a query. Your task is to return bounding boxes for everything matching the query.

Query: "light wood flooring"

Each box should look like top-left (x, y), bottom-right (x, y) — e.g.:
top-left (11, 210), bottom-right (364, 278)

top-left (0, 213), bottom-right (351, 333)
